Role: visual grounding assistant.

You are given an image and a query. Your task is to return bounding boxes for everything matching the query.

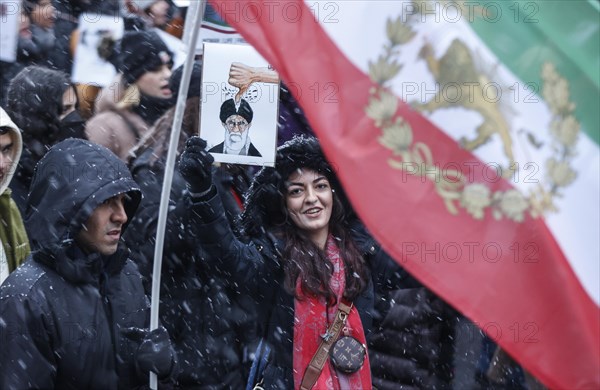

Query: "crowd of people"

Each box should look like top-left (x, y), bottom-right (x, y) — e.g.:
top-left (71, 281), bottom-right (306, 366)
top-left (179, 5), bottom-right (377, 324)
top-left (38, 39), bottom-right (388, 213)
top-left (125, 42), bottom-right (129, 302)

top-left (0, 1), bottom-right (538, 389)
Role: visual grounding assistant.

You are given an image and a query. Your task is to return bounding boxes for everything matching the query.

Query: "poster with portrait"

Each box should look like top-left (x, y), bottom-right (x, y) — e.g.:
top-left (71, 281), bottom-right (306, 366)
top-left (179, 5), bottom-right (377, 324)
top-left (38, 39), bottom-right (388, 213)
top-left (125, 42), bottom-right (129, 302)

top-left (71, 13), bottom-right (124, 86)
top-left (200, 42), bottom-right (279, 166)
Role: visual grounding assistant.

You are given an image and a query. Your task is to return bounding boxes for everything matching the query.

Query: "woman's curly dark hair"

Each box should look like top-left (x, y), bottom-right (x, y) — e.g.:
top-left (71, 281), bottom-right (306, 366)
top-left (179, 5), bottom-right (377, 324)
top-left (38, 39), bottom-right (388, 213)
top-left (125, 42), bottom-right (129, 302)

top-left (241, 135), bottom-right (368, 302)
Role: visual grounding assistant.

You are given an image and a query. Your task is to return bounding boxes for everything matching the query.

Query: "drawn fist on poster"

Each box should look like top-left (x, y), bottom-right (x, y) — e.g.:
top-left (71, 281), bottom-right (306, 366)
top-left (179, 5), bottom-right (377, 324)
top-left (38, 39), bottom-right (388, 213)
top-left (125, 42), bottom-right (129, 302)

top-left (228, 62), bottom-right (279, 103)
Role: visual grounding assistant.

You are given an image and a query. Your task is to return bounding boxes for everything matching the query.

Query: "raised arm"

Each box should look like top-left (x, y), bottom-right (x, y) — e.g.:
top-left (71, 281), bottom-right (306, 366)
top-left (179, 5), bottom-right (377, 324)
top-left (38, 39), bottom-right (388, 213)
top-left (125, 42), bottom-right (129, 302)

top-left (177, 137), bottom-right (275, 295)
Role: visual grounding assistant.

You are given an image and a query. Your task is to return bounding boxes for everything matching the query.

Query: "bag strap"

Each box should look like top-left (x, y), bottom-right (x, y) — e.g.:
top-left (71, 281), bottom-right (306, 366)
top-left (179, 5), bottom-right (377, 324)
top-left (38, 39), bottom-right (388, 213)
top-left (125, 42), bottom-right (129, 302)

top-left (299, 301), bottom-right (353, 390)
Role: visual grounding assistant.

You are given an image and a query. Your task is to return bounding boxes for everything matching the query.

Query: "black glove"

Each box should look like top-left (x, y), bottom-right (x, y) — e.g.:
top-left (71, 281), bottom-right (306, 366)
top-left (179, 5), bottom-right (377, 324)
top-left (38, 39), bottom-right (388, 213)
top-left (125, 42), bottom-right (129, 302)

top-left (178, 136), bottom-right (214, 194)
top-left (122, 326), bottom-right (175, 378)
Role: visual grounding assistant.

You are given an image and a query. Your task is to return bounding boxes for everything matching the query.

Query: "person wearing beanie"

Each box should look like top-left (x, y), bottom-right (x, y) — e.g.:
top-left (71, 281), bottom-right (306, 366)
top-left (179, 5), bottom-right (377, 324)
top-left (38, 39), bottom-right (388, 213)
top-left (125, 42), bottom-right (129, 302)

top-left (85, 30), bottom-right (174, 161)
top-left (0, 107), bottom-right (30, 284)
top-left (209, 98), bottom-right (262, 157)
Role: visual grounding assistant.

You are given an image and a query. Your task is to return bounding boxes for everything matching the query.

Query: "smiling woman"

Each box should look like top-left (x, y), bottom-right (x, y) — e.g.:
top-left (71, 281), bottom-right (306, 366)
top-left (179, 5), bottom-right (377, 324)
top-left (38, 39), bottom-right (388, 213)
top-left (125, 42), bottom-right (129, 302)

top-left (285, 169), bottom-right (333, 248)
top-left (175, 135), bottom-right (407, 389)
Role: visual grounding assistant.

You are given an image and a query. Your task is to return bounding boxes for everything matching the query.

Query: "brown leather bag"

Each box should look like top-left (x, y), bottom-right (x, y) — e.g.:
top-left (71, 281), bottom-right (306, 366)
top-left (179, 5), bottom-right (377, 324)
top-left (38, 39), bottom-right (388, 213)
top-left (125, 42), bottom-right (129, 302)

top-left (300, 302), bottom-right (357, 390)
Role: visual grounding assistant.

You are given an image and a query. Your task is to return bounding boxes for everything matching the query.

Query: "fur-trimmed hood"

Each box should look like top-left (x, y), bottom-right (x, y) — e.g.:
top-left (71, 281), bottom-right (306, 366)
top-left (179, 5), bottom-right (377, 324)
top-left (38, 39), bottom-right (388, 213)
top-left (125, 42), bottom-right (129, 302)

top-left (0, 107), bottom-right (23, 195)
top-left (240, 135), bottom-right (351, 238)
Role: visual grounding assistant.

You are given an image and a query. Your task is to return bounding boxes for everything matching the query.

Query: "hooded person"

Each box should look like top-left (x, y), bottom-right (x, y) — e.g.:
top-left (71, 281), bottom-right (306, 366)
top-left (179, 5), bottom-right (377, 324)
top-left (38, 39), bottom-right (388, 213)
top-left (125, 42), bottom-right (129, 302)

top-left (5, 65), bottom-right (86, 213)
top-left (209, 98), bottom-right (262, 157)
top-left (0, 138), bottom-right (177, 389)
top-left (0, 107), bottom-right (29, 285)
top-left (86, 30), bottom-right (174, 161)
top-left (0, 107), bottom-right (30, 284)
top-left (175, 135), bottom-right (409, 389)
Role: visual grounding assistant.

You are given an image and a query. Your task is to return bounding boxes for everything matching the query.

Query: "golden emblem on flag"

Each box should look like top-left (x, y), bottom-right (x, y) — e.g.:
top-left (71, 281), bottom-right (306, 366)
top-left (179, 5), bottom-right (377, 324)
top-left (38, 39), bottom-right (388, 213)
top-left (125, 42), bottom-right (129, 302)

top-left (366, 16), bottom-right (580, 223)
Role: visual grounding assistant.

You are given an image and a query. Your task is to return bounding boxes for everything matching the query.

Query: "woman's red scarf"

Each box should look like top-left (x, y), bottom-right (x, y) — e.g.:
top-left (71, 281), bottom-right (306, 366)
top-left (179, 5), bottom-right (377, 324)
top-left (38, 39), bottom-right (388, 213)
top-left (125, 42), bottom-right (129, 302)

top-left (293, 235), bottom-right (372, 389)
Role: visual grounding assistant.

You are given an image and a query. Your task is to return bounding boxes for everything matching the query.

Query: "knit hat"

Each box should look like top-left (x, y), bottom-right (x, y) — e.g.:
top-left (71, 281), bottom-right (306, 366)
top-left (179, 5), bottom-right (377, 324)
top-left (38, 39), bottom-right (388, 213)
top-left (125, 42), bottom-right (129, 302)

top-left (239, 135), bottom-right (349, 237)
top-left (219, 98), bottom-right (253, 123)
top-left (119, 30), bottom-right (173, 84)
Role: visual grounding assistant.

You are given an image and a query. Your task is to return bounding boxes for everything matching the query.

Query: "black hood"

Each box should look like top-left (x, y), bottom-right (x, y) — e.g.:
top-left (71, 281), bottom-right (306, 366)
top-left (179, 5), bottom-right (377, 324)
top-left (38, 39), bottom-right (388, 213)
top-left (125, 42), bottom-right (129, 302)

top-left (25, 138), bottom-right (142, 251)
top-left (240, 135), bottom-right (350, 238)
top-left (6, 65), bottom-right (71, 146)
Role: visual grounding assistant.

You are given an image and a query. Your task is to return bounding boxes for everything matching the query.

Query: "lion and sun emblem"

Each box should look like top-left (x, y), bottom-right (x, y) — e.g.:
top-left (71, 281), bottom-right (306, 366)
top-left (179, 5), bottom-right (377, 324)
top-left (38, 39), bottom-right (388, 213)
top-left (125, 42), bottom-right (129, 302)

top-left (365, 8), bottom-right (580, 223)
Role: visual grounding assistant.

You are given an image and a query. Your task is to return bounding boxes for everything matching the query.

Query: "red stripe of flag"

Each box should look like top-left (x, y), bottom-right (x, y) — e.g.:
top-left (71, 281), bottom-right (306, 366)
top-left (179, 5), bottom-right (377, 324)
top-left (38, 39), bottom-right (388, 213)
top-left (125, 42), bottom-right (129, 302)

top-left (210, 1), bottom-right (600, 388)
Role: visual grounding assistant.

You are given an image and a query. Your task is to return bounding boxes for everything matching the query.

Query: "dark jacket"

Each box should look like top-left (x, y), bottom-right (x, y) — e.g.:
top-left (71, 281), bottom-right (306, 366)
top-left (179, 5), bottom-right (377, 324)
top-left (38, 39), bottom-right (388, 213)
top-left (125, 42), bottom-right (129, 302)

top-left (125, 148), bottom-right (257, 389)
top-left (190, 192), bottom-right (405, 389)
top-left (9, 147), bottom-right (37, 214)
top-left (0, 138), bottom-right (153, 389)
top-left (368, 282), bottom-right (457, 390)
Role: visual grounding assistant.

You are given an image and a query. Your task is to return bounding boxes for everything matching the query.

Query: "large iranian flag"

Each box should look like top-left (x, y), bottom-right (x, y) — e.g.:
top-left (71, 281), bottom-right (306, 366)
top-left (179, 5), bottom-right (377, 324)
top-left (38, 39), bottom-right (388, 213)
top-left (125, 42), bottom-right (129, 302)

top-left (209, 1), bottom-right (600, 388)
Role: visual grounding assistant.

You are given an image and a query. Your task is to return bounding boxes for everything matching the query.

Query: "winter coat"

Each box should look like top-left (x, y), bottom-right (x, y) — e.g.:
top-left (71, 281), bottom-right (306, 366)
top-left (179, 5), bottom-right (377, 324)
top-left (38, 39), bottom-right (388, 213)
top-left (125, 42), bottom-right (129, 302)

top-left (190, 192), bottom-right (405, 389)
top-left (368, 282), bottom-right (457, 390)
top-left (0, 108), bottom-right (30, 276)
top-left (8, 144), bottom-right (35, 213)
top-left (125, 147), bottom-right (258, 388)
top-left (86, 75), bottom-right (170, 161)
top-left (0, 138), bottom-right (154, 389)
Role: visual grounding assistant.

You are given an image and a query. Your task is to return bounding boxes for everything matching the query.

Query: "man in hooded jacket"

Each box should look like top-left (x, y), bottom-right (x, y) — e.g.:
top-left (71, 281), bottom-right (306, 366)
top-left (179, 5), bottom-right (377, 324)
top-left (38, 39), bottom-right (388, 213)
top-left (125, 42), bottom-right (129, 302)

top-left (0, 107), bottom-right (30, 284)
top-left (0, 138), bottom-right (176, 389)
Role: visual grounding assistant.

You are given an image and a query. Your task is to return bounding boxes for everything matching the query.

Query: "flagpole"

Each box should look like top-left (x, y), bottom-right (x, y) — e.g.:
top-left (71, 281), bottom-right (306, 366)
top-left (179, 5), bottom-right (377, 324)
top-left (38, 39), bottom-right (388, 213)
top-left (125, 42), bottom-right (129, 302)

top-left (182, 0), bottom-right (200, 45)
top-left (148, 1), bottom-right (205, 388)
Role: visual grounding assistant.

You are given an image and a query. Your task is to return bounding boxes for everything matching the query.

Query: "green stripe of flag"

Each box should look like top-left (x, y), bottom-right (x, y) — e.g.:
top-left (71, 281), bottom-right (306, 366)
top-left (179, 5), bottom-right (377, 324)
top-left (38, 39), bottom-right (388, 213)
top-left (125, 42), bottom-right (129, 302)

top-left (469, 0), bottom-right (599, 144)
